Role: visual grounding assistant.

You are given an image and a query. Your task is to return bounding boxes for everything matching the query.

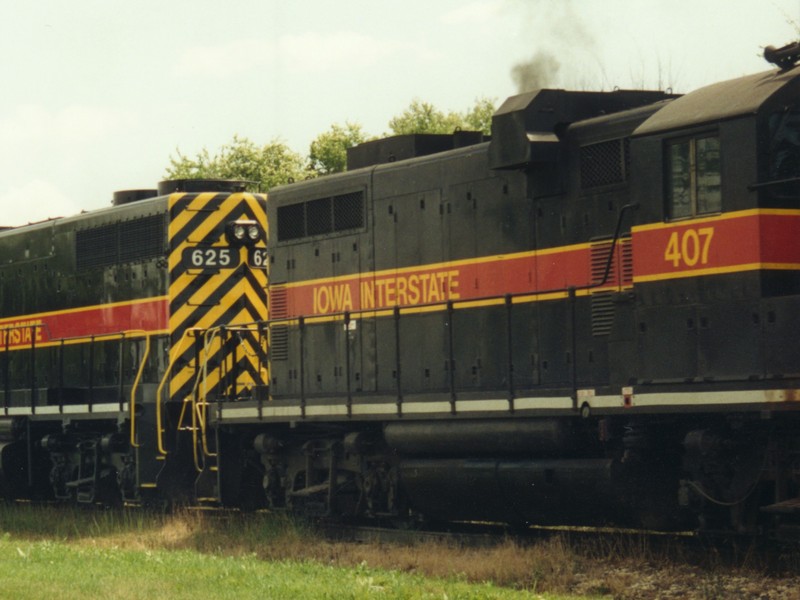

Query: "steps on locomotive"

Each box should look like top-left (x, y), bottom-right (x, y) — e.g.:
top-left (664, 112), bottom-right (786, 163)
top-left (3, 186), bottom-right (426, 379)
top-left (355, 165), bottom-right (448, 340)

top-left (194, 469), bottom-right (221, 506)
top-left (167, 424), bottom-right (223, 505)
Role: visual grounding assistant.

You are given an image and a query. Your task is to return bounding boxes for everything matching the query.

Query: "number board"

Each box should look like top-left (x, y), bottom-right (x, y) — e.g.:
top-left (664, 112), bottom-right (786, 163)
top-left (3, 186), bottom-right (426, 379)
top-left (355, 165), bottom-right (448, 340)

top-left (249, 248), bottom-right (268, 269)
top-left (181, 247), bottom-right (240, 271)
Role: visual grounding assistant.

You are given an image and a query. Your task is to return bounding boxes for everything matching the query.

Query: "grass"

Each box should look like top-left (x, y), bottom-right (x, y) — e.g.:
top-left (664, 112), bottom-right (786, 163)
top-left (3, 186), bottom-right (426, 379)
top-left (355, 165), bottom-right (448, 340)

top-left (0, 505), bottom-right (584, 592)
top-left (0, 504), bottom-right (589, 600)
top-left (0, 537), bottom-right (548, 600)
top-left (0, 504), bottom-right (797, 599)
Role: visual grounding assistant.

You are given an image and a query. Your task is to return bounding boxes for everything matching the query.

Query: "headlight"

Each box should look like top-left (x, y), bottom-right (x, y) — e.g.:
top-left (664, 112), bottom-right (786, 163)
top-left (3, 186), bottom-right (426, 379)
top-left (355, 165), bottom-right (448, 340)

top-left (226, 219), bottom-right (262, 246)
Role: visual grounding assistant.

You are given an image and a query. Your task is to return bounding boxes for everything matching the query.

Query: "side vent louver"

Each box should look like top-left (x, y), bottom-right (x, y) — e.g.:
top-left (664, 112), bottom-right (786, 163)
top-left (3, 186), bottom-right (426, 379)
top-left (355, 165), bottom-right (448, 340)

top-left (269, 285), bottom-right (289, 361)
top-left (76, 214), bottom-right (166, 271)
top-left (590, 236), bottom-right (632, 336)
top-left (277, 191), bottom-right (364, 242)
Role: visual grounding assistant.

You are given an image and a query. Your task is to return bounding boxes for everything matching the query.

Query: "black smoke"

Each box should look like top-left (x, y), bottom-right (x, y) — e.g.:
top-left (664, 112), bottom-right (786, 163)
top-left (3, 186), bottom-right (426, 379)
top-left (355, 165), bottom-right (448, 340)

top-left (507, 0), bottom-right (600, 93)
top-left (511, 50), bottom-right (561, 92)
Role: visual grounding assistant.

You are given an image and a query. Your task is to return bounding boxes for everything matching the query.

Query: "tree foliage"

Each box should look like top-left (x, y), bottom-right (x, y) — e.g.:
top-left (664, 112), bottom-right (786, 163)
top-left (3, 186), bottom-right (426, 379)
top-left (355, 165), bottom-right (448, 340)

top-left (165, 99), bottom-right (497, 188)
top-left (388, 98), bottom-right (496, 136)
top-left (308, 122), bottom-right (369, 175)
top-left (164, 135), bottom-right (309, 191)
top-left (462, 98), bottom-right (496, 135)
top-left (387, 100), bottom-right (463, 135)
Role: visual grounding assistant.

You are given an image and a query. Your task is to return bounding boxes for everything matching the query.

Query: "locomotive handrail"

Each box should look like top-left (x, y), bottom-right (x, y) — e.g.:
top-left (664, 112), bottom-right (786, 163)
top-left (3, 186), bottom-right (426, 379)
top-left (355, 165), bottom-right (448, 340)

top-left (174, 332), bottom-right (206, 473)
top-left (157, 323), bottom-right (264, 462)
top-left (193, 322), bottom-right (265, 459)
top-left (198, 327), bottom-right (222, 463)
top-left (591, 202), bottom-right (638, 292)
top-left (0, 322), bottom-right (50, 413)
top-left (0, 326), bottom-right (152, 417)
top-left (2, 327), bottom-right (7, 411)
top-left (128, 331), bottom-right (152, 448)
top-left (747, 176), bottom-right (800, 190)
top-left (256, 203), bottom-right (638, 409)
top-left (180, 324), bottom-right (258, 472)
top-left (39, 329), bottom-right (150, 420)
top-left (156, 328), bottom-right (196, 456)
top-left (175, 205), bottom-right (637, 417)
top-left (185, 326), bottom-right (222, 472)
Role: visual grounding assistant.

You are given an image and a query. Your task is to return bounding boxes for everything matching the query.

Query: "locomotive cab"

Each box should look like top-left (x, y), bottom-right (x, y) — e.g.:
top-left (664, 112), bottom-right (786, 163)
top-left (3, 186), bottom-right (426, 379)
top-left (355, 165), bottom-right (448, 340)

top-left (627, 66), bottom-right (800, 384)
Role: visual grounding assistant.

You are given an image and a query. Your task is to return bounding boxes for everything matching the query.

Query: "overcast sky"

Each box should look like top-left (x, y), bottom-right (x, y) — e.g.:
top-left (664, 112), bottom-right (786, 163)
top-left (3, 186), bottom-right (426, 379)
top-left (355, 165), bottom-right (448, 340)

top-left (1, 0), bottom-right (798, 226)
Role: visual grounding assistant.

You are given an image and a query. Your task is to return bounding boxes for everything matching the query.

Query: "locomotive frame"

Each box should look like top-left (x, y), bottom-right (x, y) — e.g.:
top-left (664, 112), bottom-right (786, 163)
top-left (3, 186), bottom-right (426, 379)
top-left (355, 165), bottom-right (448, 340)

top-left (3, 62), bottom-right (800, 535)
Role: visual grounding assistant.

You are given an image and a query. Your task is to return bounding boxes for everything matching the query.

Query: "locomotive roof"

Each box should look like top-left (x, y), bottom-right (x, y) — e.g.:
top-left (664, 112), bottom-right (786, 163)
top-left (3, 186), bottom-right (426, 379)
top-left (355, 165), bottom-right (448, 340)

top-left (635, 66), bottom-right (800, 136)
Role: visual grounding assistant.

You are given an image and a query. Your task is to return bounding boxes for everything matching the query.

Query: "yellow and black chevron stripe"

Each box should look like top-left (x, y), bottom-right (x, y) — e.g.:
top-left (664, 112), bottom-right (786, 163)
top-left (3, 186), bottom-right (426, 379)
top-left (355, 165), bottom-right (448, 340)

top-left (167, 192), bottom-right (268, 404)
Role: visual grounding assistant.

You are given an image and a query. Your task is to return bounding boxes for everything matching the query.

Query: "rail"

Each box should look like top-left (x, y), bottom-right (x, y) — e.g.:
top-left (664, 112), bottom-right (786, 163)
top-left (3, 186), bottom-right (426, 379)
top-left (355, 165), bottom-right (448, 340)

top-left (148, 204), bottom-right (636, 450)
top-left (0, 326), bottom-right (153, 429)
top-left (156, 323), bottom-right (262, 467)
top-left (178, 324), bottom-right (262, 471)
top-left (128, 332), bottom-right (152, 448)
top-left (184, 327), bottom-right (222, 472)
top-left (155, 329), bottom-right (194, 456)
top-left (217, 204), bottom-right (637, 412)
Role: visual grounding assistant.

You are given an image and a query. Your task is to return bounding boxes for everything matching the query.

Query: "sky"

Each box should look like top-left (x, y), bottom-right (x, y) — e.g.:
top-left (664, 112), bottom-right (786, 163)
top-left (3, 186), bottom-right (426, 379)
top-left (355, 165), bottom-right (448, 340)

top-left (1, 0), bottom-right (798, 226)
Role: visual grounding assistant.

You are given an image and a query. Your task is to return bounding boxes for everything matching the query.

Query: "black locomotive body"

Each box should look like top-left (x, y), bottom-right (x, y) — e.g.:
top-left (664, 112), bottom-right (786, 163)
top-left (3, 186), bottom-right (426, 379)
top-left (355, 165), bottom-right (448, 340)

top-left (3, 65), bottom-right (800, 534)
top-left (0, 181), bottom-right (268, 505)
top-left (248, 66), bottom-right (800, 532)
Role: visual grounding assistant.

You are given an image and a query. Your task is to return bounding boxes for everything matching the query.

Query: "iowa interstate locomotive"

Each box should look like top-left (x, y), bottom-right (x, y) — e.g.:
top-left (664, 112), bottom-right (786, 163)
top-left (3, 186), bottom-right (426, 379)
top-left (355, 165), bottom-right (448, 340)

top-left (4, 57), bottom-right (800, 536)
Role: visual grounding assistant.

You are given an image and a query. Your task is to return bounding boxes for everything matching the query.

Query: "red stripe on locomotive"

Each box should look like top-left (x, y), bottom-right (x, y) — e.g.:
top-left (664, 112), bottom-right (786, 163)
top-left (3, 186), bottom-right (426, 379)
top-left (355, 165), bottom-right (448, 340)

top-left (632, 210), bottom-right (800, 282)
top-left (0, 297), bottom-right (169, 349)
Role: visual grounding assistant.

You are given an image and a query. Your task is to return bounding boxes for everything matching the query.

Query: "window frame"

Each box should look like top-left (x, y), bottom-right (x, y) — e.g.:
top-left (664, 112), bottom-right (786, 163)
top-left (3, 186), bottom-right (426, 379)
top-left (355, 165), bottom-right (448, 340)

top-left (665, 132), bottom-right (721, 221)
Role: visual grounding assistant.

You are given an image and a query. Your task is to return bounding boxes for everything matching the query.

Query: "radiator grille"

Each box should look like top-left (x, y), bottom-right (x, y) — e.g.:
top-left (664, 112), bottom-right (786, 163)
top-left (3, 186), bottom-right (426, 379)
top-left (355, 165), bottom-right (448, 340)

top-left (76, 214), bottom-right (166, 270)
top-left (277, 191), bottom-right (364, 241)
top-left (580, 139), bottom-right (629, 189)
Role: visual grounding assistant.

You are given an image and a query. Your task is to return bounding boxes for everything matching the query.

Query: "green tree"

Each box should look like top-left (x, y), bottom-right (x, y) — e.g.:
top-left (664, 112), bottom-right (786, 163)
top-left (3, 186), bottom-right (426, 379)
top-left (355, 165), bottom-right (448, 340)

top-left (387, 100), bottom-right (462, 135)
top-left (165, 134), bottom-right (310, 191)
top-left (308, 122), bottom-right (368, 175)
top-left (165, 99), bottom-right (498, 185)
top-left (387, 98), bottom-right (496, 136)
top-left (165, 147), bottom-right (214, 180)
top-left (463, 97), bottom-right (496, 135)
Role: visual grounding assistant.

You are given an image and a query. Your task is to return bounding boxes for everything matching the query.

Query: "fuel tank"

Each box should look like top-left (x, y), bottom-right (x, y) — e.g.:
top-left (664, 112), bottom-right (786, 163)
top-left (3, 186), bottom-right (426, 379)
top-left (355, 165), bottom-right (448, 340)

top-left (384, 418), bottom-right (594, 458)
top-left (398, 458), bottom-right (627, 525)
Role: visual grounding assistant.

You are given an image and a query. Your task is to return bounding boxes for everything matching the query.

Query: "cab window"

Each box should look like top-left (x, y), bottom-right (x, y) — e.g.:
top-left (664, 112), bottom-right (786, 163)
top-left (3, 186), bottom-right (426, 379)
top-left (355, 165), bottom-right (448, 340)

top-left (666, 135), bottom-right (721, 219)
top-left (768, 108), bottom-right (800, 198)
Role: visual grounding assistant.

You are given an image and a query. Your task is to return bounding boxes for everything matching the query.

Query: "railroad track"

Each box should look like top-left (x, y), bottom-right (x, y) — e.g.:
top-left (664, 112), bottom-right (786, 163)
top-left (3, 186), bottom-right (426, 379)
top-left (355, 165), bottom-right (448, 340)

top-left (318, 521), bottom-right (510, 547)
top-left (317, 519), bottom-right (698, 550)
